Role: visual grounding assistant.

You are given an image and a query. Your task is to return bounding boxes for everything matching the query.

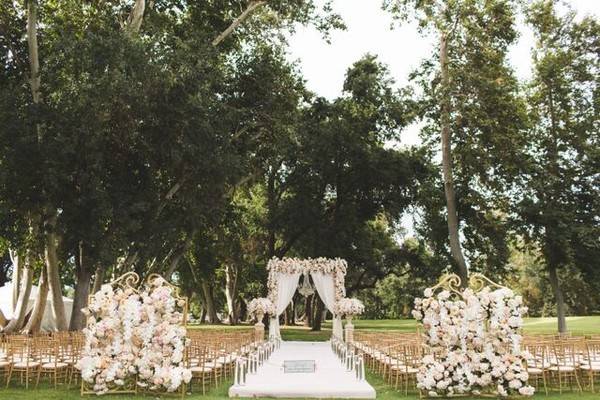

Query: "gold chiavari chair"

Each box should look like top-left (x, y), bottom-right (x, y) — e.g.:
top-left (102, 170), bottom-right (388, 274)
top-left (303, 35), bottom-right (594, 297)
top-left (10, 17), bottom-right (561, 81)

top-left (549, 341), bottom-right (582, 393)
top-left (67, 333), bottom-right (84, 387)
top-left (188, 343), bottom-right (213, 394)
top-left (36, 336), bottom-right (69, 388)
top-left (388, 345), bottom-right (407, 388)
top-left (5, 335), bottom-right (40, 388)
top-left (0, 335), bottom-right (9, 383)
top-left (524, 343), bottom-right (548, 395)
top-left (581, 339), bottom-right (600, 392)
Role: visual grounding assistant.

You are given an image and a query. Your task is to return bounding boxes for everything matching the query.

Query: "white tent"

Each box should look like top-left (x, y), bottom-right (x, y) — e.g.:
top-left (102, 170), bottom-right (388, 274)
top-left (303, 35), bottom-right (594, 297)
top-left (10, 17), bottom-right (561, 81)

top-left (0, 284), bottom-right (73, 331)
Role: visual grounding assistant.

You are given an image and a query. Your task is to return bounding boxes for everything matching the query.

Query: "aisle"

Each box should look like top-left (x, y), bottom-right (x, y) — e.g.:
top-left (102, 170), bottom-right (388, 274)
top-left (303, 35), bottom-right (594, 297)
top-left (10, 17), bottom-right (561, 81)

top-left (229, 341), bottom-right (376, 398)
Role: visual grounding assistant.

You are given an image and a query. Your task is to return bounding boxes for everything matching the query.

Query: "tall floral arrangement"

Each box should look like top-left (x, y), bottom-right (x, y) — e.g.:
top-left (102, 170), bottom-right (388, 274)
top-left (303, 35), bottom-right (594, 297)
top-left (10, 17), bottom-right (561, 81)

top-left (248, 297), bottom-right (275, 319)
top-left (79, 274), bottom-right (191, 395)
top-left (334, 298), bottom-right (365, 317)
top-left (79, 284), bottom-right (141, 394)
top-left (412, 280), bottom-right (534, 398)
top-left (135, 277), bottom-right (191, 392)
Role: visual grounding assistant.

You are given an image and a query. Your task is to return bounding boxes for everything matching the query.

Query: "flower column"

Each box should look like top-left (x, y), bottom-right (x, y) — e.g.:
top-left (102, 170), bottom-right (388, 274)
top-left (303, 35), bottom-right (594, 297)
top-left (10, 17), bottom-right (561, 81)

top-left (345, 317), bottom-right (354, 343)
top-left (255, 313), bottom-right (265, 343)
top-left (335, 298), bottom-right (364, 344)
top-left (248, 298), bottom-right (274, 343)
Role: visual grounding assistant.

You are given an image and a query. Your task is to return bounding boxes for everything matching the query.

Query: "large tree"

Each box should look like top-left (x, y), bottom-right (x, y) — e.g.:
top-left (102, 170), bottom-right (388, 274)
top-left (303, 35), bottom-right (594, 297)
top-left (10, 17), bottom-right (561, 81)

top-left (516, 0), bottom-right (600, 333)
top-left (0, 0), bottom-right (341, 332)
top-left (384, 0), bottom-right (527, 284)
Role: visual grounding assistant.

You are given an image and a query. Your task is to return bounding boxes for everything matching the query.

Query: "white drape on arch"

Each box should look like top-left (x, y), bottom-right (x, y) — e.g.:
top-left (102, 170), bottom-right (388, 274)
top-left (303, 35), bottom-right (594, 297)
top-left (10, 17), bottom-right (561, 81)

top-left (269, 272), bottom-right (301, 339)
top-left (310, 272), bottom-right (343, 340)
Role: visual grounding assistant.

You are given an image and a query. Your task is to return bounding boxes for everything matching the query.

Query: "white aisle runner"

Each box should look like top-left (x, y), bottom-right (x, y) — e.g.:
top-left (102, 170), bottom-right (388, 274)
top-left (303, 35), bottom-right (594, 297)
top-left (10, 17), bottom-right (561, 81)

top-left (229, 341), bottom-right (376, 398)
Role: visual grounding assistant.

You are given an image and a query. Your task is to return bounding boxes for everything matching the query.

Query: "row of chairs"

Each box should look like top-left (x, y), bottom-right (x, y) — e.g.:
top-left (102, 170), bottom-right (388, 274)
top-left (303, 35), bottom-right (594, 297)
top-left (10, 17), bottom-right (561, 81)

top-left (523, 335), bottom-right (600, 394)
top-left (0, 331), bottom-right (84, 389)
top-left (0, 329), bottom-right (258, 393)
top-left (351, 331), bottom-right (600, 395)
top-left (352, 332), bottom-right (421, 394)
top-left (186, 329), bottom-right (258, 394)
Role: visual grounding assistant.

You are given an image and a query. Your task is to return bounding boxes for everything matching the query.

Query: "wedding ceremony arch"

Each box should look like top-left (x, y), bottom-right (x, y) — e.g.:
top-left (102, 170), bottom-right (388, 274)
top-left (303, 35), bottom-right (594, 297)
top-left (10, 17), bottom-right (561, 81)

top-left (266, 257), bottom-right (348, 340)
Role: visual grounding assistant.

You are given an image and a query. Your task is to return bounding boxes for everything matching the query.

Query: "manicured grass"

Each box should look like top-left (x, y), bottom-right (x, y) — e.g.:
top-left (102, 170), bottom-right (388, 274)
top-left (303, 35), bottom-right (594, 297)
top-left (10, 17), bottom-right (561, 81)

top-left (2, 317), bottom-right (598, 399)
top-left (188, 316), bottom-right (600, 337)
top-left (321, 316), bottom-right (600, 336)
top-left (1, 375), bottom-right (597, 400)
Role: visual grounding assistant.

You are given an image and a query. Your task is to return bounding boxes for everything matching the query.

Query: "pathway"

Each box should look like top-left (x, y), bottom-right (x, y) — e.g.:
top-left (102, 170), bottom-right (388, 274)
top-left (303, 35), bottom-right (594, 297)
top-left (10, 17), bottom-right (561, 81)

top-left (229, 341), bottom-right (376, 398)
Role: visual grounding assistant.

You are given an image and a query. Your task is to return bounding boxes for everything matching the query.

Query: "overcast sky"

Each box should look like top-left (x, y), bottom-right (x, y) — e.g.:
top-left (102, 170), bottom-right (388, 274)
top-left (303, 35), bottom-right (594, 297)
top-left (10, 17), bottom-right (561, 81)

top-left (285, 0), bottom-right (599, 237)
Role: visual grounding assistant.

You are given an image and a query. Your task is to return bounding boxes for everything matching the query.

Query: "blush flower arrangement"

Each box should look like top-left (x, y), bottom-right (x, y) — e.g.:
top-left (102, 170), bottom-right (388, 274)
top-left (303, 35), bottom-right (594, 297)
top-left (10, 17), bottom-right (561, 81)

top-left (412, 280), bottom-right (534, 398)
top-left (79, 284), bottom-right (141, 394)
top-left (247, 297), bottom-right (275, 320)
top-left (334, 298), bottom-right (365, 317)
top-left (79, 275), bottom-right (191, 395)
top-left (135, 277), bottom-right (192, 392)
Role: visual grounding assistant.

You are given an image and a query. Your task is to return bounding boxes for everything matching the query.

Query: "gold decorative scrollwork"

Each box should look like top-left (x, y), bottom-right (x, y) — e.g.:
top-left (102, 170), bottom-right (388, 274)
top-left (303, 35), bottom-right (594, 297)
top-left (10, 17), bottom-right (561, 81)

top-left (428, 273), bottom-right (463, 295)
top-left (425, 272), bottom-right (507, 295)
top-left (109, 271), bottom-right (141, 292)
top-left (468, 273), bottom-right (507, 293)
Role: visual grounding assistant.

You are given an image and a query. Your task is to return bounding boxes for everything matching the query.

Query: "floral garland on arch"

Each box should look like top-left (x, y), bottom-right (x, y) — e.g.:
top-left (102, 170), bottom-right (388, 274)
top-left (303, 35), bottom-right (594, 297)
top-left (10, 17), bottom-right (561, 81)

top-left (412, 274), bottom-right (534, 398)
top-left (266, 257), bottom-right (347, 310)
top-left (79, 273), bottom-right (191, 396)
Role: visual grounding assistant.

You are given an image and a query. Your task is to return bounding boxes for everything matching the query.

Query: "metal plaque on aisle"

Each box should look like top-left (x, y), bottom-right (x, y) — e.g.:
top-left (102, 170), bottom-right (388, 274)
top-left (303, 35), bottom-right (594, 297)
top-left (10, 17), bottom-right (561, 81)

top-left (283, 360), bottom-right (316, 373)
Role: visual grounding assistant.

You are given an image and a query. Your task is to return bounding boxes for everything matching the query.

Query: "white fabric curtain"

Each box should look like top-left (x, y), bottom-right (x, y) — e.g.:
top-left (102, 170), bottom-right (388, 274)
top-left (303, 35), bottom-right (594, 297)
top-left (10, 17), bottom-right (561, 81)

top-left (310, 272), bottom-right (344, 341)
top-left (269, 272), bottom-right (301, 340)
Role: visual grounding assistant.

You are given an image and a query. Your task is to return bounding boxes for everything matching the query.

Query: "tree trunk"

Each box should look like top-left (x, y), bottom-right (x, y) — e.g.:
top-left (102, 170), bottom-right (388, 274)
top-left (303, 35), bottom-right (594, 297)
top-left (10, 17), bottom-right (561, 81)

top-left (45, 215), bottom-right (67, 331)
top-left (4, 263), bottom-right (33, 333)
top-left (26, 0), bottom-right (41, 104)
top-left (439, 31), bottom-right (469, 285)
top-left (23, 266), bottom-right (48, 333)
top-left (91, 267), bottom-right (105, 294)
top-left (69, 242), bottom-right (92, 331)
top-left (303, 294), bottom-right (313, 327)
top-left (311, 296), bottom-right (324, 331)
top-left (201, 281), bottom-right (220, 324)
top-left (163, 240), bottom-right (191, 279)
top-left (126, 0), bottom-right (145, 34)
top-left (9, 249), bottom-right (21, 311)
top-left (547, 263), bottom-right (567, 333)
top-left (224, 264), bottom-right (239, 325)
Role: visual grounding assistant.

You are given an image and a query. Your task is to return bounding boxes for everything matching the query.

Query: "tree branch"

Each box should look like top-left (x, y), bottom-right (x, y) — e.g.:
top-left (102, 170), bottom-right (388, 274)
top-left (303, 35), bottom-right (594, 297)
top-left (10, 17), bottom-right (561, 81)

top-left (126, 0), bottom-right (145, 34)
top-left (212, 1), bottom-right (267, 47)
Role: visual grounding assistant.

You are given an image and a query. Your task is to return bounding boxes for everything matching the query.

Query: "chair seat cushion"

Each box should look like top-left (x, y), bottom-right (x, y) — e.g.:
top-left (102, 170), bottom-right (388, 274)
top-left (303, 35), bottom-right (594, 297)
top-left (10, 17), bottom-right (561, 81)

top-left (549, 365), bottom-right (576, 372)
top-left (580, 364), bottom-right (600, 371)
top-left (528, 367), bottom-right (544, 374)
top-left (13, 361), bottom-right (40, 368)
top-left (0, 361), bottom-right (11, 367)
top-left (191, 366), bottom-right (213, 373)
top-left (42, 362), bottom-right (68, 369)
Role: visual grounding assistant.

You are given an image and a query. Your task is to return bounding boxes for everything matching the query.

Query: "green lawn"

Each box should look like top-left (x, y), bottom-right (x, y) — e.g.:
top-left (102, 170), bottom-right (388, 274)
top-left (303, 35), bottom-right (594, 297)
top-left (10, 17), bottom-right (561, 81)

top-left (277, 316), bottom-right (600, 339)
top-left (2, 317), bottom-right (599, 399)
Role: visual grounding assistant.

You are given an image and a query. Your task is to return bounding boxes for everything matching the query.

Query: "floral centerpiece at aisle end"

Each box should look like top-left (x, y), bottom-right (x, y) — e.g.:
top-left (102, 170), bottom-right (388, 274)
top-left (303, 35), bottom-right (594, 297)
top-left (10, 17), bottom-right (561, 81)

top-left (248, 297), bottom-right (275, 323)
top-left (412, 274), bottom-right (534, 398)
top-left (334, 298), bottom-right (365, 321)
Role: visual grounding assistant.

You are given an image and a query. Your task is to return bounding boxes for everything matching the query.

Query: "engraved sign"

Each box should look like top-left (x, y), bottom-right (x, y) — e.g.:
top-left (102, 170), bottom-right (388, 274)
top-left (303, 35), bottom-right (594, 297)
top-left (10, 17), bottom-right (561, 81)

top-left (283, 360), bottom-right (316, 373)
